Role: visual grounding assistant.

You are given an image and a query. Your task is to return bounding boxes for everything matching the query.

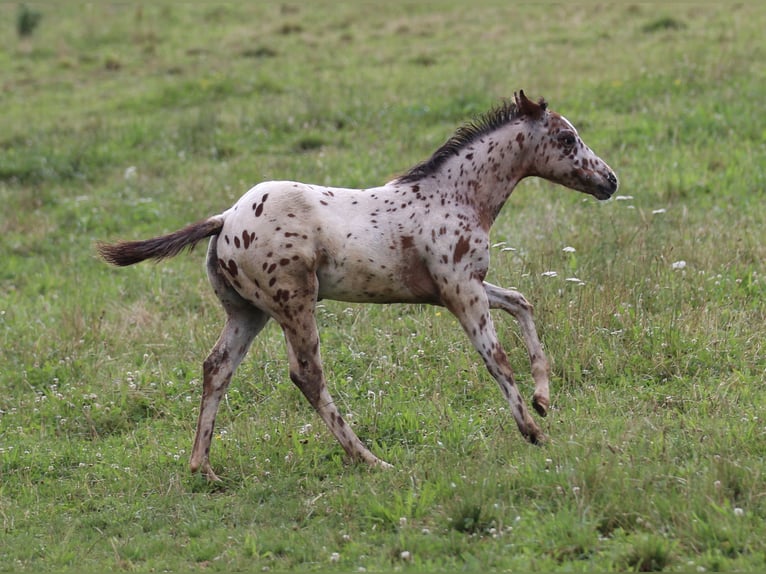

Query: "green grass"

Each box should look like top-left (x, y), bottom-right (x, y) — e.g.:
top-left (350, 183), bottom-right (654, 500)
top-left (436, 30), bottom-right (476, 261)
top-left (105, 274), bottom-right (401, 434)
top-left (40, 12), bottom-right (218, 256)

top-left (1, 2), bottom-right (765, 572)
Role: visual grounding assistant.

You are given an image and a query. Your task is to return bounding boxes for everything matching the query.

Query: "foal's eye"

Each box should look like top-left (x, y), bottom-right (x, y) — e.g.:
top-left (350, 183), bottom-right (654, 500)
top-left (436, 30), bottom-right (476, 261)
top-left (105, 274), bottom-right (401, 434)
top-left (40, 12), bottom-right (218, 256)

top-left (558, 132), bottom-right (577, 148)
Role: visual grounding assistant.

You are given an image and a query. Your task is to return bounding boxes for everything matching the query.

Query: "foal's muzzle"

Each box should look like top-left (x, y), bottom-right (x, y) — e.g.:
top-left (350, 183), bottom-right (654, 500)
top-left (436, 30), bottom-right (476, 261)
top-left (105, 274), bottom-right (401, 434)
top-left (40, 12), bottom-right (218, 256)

top-left (593, 170), bottom-right (619, 200)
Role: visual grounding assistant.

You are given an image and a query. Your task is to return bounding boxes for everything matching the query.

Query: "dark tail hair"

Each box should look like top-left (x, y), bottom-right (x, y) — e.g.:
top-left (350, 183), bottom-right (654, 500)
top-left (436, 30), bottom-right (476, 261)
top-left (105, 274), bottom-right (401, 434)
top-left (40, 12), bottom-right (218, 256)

top-left (97, 215), bottom-right (224, 266)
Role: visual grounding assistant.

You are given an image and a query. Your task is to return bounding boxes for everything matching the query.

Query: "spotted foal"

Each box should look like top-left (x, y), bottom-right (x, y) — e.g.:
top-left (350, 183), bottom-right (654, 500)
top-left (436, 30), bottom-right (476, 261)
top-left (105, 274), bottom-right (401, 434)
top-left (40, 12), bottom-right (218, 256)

top-left (98, 91), bottom-right (618, 480)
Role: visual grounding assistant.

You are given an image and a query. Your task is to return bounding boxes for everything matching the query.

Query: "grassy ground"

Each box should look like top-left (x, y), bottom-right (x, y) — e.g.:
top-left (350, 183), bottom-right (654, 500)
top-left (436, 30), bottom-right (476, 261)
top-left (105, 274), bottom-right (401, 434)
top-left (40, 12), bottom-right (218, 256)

top-left (1, 2), bottom-right (765, 572)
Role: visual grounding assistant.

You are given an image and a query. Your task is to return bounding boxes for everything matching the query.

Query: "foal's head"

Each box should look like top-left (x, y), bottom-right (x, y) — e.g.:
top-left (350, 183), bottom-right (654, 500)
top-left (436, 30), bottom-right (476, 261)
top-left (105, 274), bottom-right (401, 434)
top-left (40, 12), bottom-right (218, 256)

top-left (516, 91), bottom-right (618, 200)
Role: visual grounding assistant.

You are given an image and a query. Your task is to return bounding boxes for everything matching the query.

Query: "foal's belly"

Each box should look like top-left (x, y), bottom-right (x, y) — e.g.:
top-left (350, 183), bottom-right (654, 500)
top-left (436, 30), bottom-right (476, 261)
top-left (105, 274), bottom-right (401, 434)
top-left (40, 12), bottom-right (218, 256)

top-left (316, 264), bottom-right (416, 303)
top-left (316, 248), bottom-right (440, 304)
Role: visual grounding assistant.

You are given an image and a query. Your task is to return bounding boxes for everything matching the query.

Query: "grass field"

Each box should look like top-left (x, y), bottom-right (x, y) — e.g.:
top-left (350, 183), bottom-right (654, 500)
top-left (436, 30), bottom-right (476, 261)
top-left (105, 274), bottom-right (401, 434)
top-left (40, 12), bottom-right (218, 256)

top-left (1, 3), bottom-right (765, 571)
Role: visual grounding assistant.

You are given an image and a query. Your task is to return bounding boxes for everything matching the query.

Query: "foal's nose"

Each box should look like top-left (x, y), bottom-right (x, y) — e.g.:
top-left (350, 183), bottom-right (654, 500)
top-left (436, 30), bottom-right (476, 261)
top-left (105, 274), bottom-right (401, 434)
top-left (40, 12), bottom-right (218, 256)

top-left (606, 170), bottom-right (618, 191)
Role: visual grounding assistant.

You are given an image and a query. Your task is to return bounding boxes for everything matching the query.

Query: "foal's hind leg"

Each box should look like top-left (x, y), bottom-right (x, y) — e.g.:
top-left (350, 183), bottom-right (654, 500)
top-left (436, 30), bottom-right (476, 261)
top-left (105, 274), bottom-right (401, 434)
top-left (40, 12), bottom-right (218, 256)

top-left (279, 309), bottom-right (391, 468)
top-left (484, 282), bottom-right (551, 416)
top-left (189, 239), bottom-right (270, 481)
top-left (189, 310), bottom-right (267, 481)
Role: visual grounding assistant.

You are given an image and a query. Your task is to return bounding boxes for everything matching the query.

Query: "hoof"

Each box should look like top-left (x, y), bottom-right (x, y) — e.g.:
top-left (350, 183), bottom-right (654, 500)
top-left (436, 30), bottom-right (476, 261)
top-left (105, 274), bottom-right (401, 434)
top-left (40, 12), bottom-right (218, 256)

top-left (527, 430), bottom-right (546, 446)
top-left (362, 454), bottom-right (393, 470)
top-left (204, 467), bottom-right (222, 482)
top-left (524, 420), bottom-right (546, 445)
top-left (532, 394), bottom-right (549, 417)
top-left (191, 461), bottom-right (222, 482)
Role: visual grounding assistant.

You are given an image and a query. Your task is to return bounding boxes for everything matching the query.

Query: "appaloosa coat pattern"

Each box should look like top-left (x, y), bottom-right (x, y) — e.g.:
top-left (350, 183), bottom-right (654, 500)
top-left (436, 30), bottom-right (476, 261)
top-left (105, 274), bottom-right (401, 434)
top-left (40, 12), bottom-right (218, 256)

top-left (98, 91), bottom-right (618, 481)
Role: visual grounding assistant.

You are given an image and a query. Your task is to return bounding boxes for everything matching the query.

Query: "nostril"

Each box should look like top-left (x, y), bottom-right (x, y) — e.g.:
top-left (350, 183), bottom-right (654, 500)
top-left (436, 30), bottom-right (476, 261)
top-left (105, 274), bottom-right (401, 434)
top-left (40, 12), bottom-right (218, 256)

top-left (607, 171), bottom-right (618, 186)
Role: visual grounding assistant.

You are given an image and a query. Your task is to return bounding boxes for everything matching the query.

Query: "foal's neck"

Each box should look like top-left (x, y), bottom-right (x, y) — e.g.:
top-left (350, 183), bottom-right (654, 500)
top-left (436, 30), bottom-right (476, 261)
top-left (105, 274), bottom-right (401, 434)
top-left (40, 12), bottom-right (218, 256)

top-left (428, 122), bottom-right (531, 230)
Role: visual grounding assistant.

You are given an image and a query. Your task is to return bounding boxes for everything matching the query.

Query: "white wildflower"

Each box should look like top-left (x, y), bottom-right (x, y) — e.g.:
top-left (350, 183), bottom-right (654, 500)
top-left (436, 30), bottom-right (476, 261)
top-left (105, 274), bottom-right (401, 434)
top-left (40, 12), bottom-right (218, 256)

top-left (671, 260), bottom-right (687, 270)
top-left (562, 246), bottom-right (576, 253)
top-left (541, 271), bottom-right (558, 278)
top-left (652, 208), bottom-right (666, 214)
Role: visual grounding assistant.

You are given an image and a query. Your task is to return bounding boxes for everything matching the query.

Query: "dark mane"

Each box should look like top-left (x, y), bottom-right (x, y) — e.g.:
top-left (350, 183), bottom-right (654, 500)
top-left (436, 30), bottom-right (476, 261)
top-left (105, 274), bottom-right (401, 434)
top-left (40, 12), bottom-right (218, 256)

top-left (396, 96), bottom-right (546, 184)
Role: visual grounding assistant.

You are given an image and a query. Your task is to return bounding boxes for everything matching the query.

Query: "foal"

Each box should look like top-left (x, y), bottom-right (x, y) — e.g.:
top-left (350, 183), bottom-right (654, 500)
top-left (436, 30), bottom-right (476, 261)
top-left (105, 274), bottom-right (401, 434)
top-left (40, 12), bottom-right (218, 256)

top-left (98, 91), bottom-right (618, 480)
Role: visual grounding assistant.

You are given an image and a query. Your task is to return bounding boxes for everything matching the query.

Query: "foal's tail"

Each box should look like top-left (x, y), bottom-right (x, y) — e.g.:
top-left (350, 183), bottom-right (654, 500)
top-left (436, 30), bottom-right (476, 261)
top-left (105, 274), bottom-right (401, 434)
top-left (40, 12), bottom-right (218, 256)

top-left (97, 214), bottom-right (225, 266)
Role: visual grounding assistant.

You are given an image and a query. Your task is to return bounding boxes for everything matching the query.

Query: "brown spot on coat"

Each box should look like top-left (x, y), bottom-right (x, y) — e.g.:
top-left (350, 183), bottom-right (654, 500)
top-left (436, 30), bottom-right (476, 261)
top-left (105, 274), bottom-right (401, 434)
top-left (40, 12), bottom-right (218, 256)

top-left (401, 252), bottom-right (438, 301)
top-left (453, 235), bottom-right (471, 264)
top-left (274, 289), bottom-right (290, 302)
top-left (226, 259), bottom-right (238, 276)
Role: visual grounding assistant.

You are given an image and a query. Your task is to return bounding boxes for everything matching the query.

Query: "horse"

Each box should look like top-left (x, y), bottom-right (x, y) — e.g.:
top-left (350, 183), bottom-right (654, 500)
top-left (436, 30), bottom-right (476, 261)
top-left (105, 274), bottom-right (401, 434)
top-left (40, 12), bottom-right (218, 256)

top-left (98, 91), bottom-right (618, 481)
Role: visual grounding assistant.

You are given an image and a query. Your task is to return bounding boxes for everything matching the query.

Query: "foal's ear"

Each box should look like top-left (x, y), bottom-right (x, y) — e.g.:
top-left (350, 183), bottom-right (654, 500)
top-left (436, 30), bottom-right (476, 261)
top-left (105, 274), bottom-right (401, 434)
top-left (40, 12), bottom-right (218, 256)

top-left (515, 90), bottom-right (547, 120)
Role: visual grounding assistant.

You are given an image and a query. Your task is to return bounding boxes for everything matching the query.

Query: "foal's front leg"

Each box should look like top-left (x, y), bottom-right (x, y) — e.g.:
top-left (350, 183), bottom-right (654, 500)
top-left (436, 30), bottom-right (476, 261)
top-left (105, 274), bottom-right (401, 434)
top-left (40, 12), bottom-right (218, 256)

top-left (442, 280), bottom-right (543, 444)
top-left (484, 282), bottom-right (551, 416)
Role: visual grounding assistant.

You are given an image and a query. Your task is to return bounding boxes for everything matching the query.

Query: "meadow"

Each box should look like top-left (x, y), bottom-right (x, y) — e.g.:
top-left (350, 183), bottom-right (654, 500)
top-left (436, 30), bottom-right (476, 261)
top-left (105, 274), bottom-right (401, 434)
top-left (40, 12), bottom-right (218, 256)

top-left (1, 3), bottom-right (765, 571)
